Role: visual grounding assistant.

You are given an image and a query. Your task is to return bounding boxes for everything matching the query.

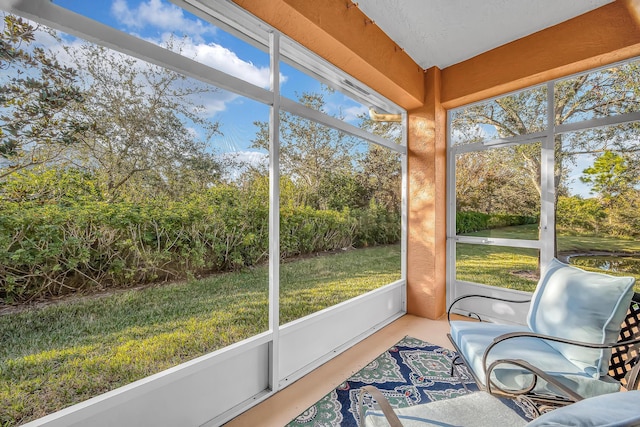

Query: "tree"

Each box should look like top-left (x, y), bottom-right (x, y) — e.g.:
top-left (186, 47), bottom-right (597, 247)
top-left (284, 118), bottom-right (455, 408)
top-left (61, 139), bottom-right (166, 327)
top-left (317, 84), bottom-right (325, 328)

top-left (580, 150), bottom-right (640, 235)
top-left (581, 150), bottom-right (635, 201)
top-left (455, 147), bottom-right (539, 216)
top-left (251, 91), bottom-right (356, 208)
top-left (356, 117), bottom-right (402, 212)
top-left (0, 14), bottom-right (87, 179)
top-left (317, 171), bottom-right (368, 210)
top-left (62, 42), bottom-right (223, 201)
top-left (453, 63), bottom-right (640, 203)
top-left (451, 61), bottom-right (640, 251)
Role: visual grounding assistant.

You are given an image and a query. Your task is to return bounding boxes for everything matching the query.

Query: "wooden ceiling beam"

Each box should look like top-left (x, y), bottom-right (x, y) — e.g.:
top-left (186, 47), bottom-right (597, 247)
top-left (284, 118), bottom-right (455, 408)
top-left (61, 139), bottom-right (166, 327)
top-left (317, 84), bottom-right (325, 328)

top-left (232, 0), bottom-right (425, 110)
top-left (441, 0), bottom-right (640, 109)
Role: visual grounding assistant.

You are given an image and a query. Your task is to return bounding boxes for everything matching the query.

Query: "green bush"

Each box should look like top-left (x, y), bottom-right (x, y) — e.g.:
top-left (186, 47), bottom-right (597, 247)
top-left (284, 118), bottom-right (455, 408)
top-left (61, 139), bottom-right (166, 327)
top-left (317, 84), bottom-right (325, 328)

top-left (456, 210), bottom-right (538, 234)
top-left (487, 213), bottom-right (538, 228)
top-left (280, 206), bottom-right (355, 256)
top-left (456, 211), bottom-right (489, 233)
top-left (0, 185), bottom-right (401, 303)
top-left (353, 201), bottom-right (401, 246)
top-left (0, 166), bottom-right (104, 203)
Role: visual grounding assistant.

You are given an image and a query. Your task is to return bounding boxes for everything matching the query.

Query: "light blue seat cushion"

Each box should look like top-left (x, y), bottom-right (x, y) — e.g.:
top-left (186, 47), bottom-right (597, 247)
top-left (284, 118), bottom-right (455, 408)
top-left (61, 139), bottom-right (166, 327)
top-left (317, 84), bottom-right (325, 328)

top-left (526, 390), bottom-right (640, 427)
top-left (527, 258), bottom-right (635, 377)
top-left (450, 321), bottom-right (621, 398)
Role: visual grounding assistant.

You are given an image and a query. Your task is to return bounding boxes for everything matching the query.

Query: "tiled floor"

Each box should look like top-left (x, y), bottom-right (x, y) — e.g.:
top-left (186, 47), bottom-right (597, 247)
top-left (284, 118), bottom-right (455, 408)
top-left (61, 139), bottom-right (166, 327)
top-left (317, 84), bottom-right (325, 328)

top-left (225, 314), bottom-right (461, 426)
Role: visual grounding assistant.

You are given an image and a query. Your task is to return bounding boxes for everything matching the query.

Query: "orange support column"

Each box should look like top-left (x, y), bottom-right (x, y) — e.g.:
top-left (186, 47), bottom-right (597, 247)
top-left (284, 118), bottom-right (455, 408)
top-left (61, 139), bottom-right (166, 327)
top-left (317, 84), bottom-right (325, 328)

top-left (406, 67), bottom-right (447, 319)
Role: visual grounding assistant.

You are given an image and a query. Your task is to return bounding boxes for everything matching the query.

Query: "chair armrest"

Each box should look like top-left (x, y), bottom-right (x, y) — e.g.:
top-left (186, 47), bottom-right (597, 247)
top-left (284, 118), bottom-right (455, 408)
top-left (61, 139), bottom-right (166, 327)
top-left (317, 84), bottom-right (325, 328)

top-left (447, 294), bottom-right (530, 324)
top-left (486, 331), bottom-right (640, 355)
top-left (481, 331), bottom-right (640, 400)
top-left (484, 357), bottom-right (585, 402)
top-left (358, 385), bottom-right (403, 427)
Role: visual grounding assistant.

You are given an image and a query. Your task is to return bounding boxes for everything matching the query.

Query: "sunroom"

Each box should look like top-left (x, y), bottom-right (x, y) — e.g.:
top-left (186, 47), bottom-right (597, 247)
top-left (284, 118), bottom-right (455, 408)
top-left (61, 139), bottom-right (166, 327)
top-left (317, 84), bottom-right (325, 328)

top-left (1, 0), bottom-right (639, 426)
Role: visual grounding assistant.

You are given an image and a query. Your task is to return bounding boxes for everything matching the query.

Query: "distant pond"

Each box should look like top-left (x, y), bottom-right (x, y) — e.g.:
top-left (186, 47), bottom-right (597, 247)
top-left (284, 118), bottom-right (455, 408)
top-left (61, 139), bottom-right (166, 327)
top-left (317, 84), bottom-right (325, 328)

top-left (569, 254), bottom-right (640, 276)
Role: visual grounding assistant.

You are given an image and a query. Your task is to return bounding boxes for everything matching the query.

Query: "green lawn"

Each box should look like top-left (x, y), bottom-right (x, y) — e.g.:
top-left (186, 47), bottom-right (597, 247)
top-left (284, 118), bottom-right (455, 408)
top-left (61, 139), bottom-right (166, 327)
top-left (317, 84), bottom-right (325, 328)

top-left (3, 228), bottom-right (639, 425)
top-left (0, 245), bottom-right (401, 426)
top-left (457, 224), bottom-right (640, 292)
top-left (456, 243), bottom-right (540, 292)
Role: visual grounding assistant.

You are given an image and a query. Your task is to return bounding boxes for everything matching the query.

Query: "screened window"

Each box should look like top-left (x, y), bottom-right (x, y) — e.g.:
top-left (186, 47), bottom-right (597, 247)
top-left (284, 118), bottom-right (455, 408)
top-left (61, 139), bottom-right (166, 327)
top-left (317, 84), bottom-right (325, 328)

top-left (0, 1), bottom-right (405, 424)
top-left (449, 59), bottom-right (640, 298)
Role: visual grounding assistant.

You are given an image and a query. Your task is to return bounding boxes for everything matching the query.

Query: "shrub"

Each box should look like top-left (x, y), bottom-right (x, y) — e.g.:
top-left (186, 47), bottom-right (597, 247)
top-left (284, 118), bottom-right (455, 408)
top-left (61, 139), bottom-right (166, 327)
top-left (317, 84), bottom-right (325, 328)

top-left (487, 213), bottom-right (538, 228)
top-left (280, 206), bottom-right (356, 257)
top-left (0, 186), bottom-right (401, 303)
top-left (353, 201), bottom-right (401, 247)
top-left (456, 211), bottom-right (489, 233)
top-left (456, 210), bottom-right (538, 234)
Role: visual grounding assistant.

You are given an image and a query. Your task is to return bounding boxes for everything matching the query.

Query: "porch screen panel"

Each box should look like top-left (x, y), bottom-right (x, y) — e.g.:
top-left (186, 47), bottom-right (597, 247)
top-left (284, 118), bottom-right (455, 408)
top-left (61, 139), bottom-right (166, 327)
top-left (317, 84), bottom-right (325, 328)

top-left (52, 0), bottom-right (272, 87)
top-left (0, 9), bottom-right (270, 424)
top-left (449, 85), bottom-right (547, 300)
top-left (450, 85), bottom-right (547, 146)
top-left (554, 59), bottom-right (640, 125)
top-left (1, 1), bottom-right (407, 425)
top-left (449, 56), bottom-right (640, 314)
top-left (278, 119), bottom-right (402, 325)
top-left (455, 144), bottom-right (541, 239)
top-left (278, 61), bottom-right (372, 128)
top-left (555, 123), bottom-right (640, 291)
top-left (552, 60), bottom-right (640, 292)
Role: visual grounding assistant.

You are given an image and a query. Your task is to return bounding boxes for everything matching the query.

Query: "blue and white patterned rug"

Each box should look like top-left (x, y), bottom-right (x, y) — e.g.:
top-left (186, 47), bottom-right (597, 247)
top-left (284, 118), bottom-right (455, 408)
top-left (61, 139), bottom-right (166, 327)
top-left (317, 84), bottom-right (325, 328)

top-left (287, 336), bottom-right (536, 426)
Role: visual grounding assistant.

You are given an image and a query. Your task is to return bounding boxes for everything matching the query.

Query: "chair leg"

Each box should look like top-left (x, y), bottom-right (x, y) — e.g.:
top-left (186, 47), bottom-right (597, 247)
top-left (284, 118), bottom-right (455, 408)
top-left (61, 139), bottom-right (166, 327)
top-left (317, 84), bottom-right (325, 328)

top-left (451, 354), bottom-right (468, 377)
top-left (450, 355), bottom-right (474, 393)
top-left (450, 354), bottom-right (461, 377)
top-left (626, 355), bottom-right (640, 390)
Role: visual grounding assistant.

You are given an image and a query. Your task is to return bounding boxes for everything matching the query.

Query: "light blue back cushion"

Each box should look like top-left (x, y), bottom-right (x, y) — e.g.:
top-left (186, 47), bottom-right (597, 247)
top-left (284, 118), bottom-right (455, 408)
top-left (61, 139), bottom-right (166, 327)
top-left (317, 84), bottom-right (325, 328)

top-left (527, 258), bottom-right (635, 377)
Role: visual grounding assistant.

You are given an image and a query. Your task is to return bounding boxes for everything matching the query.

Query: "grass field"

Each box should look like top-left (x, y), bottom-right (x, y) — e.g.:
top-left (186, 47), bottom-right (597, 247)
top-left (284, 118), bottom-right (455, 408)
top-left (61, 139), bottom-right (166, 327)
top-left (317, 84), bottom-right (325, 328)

top-left (0, 245), bottom-right (400, 426)
top-left (2, 227), bottom-right (640, 425)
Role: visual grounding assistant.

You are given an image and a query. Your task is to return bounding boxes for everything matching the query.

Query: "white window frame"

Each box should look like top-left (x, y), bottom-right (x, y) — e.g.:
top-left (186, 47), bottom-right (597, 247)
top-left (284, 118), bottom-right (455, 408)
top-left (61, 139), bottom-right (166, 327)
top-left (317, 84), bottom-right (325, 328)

top-left (447, 63), bottom-right (640, 324)
top-left (1, 1), bottom-right (408, 426)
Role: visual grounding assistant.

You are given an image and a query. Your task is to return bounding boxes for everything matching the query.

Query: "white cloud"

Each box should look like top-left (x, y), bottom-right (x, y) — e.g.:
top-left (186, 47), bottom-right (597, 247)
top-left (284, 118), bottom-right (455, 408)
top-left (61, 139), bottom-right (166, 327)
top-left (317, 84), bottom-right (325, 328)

top-left (43, 34), bottom-right (247, 118)
top-left (217, 151), bottom-right (269, 180)
top-left (228, 151), bottom-right (268, 167)
top-left (199, 90), bottom-right (239, 116)
top-left (450, 124), bottom-right (492, 145)
top-left (342, 105), bottom-right (369, 122)
top-left (111, 1), bottom-right (286, 91)
top-left (41, 34), bottom-right (230, 119)
top-left (167, 36), bottom-right (272, 88)
top-left (111, 0), bottom-right (211, 40)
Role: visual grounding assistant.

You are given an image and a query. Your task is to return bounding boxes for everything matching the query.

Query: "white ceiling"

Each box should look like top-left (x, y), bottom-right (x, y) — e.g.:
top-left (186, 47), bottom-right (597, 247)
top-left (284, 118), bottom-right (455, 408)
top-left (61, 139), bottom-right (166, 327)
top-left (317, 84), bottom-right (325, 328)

top-left (355, 0), bottom-right (613, 69)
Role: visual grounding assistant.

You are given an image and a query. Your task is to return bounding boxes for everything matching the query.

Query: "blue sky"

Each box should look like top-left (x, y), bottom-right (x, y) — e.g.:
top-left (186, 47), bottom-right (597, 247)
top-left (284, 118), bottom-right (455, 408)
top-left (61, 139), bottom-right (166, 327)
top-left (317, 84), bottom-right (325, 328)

top-left (40, 0), bottom-right (603, 198)
top-left (51, 0), bottom-right (369, 160)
